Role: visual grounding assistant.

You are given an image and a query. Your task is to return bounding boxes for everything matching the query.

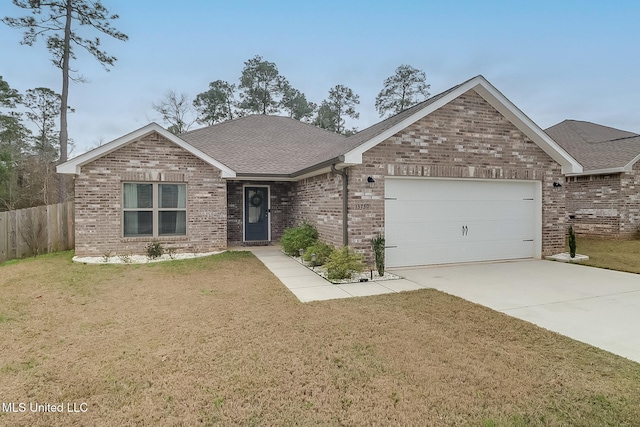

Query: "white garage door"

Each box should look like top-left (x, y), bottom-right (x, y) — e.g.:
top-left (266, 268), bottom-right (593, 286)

top-left (385, 178), bottom-right (541, 268)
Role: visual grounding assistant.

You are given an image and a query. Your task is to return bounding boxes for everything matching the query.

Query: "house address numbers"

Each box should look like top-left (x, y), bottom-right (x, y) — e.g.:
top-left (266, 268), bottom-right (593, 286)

top-left (354, 203), bottom-right (371, 210)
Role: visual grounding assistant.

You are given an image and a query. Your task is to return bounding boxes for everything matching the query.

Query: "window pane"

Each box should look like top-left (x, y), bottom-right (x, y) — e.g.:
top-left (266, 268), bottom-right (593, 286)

top-left (248, 189), bottom-right (263, 224)
top-left (159, 184), bottom-right (186, 209)
top-left (159, 211), bottom-right (186, 235)
top-left (124, 183), bottom-right (152, 209)
top-left (124, 211), bottom-right (153, 236)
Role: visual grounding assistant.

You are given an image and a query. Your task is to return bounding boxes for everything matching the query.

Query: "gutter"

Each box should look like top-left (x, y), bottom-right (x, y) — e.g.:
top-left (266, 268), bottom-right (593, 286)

top-left (292, 155), bottom-right (345, 178)
top-left (331, 164), bottom-right (349, 247)
top-left (564, 166), bottom-right (628, 177)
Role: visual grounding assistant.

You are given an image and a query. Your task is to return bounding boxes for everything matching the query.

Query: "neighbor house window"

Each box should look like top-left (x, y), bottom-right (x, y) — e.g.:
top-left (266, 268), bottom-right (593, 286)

top-left (123, 183), bottom-right (186, 237)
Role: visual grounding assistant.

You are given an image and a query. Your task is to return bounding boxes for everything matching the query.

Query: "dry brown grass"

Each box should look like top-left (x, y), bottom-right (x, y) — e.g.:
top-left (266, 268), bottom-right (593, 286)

top-left (1, 251), bottom-right (640, 426)
top-left (571, 236), bottom-right (640, 274)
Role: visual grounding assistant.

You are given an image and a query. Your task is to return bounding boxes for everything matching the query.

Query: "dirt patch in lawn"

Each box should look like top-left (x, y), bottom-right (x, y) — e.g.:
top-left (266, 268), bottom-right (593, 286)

top-left (1, 251), bottom-right (640, 426)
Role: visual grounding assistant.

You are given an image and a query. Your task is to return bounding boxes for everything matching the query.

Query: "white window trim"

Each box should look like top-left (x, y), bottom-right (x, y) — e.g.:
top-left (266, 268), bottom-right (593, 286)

top-left (122, 182), bottom-right (187, 238)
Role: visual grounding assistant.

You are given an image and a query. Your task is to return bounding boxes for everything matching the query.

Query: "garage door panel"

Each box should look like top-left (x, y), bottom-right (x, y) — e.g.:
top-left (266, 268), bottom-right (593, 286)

top-left (385, 178), bottom-right (539, 267)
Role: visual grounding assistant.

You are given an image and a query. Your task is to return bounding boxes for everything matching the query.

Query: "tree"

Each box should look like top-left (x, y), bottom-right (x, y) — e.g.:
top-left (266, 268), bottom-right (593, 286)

top-left (23, 87), bottom-right (68, 158)
top-left (375, 65), bottom-right (430, 118)
top-left (23, 87), bottom-right (71, 204)
top-left (193, 80), bottom-right (237, 125)
top-left (152, 90), bottom-right (196, 135)
top-left (314, 84), bottom-right (359, 135)
top-left (238, 55), bottom-right (287, 115)
top-left (0, 76), bottom-right (30, 210)
top-left (281, 83), bottom-right (316, 122)
top-left (3, 0), bottom-right (128, 202)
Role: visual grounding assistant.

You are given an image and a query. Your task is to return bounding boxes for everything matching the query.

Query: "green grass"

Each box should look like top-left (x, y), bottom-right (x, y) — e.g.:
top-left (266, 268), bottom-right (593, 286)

top-left (571, 237), bottom-right (640, 274)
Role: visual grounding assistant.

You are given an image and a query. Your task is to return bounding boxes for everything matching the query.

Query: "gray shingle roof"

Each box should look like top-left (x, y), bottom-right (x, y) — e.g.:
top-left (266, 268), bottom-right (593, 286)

top-left (179, 115), bottom-right (346, 175)
top-left (545, 120), bottom-right (640, 171)
top-left (179, 79), bottom-right (472, 176)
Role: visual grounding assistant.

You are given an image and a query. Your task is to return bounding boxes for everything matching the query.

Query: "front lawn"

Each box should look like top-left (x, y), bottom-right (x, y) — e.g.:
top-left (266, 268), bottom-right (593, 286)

top-left (1, 251), bottom-right (640, 426)
top-left (572, 236), bottom-right (640, 274)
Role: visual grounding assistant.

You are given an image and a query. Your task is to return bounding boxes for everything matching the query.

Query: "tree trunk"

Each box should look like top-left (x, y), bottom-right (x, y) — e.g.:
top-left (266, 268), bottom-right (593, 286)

top-left (58, 0), bottom-right (72, 203)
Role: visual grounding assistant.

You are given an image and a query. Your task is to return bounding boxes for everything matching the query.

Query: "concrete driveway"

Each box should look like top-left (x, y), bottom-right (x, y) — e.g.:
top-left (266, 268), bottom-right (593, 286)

top-left (394, 260), bottom-right (640, 364)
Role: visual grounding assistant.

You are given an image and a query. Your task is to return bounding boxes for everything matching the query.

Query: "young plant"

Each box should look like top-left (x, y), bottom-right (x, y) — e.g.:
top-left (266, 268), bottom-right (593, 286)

top-left (303, 241), bottom-right (335, 267)
top-left (102, 250), bottom-right (113, 263)
top-left (146, 242), bottom-right (164, 260)
top-left (568, 225), bottom-right (577, 258)
top-left (325, 246), bottom-right (365, 282)
top-left (371, 235), bottom-right (385, 276)
top-left (280, 223), bottom-right (319, 256)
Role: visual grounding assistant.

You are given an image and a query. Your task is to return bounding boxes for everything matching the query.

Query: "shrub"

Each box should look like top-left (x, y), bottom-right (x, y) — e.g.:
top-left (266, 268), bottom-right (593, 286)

top-left (371, 235), bottom-right (385, 276)
top-left (325, 246), bottom-right (365, 281)
top-left (146, 242), bottom-right (164, 260)
top-left (281, 223), bottom-right (318, 256)
top-left (303, 241), bottom-right (335, 266)
top-left (568, 225), bottom-right (576, 258)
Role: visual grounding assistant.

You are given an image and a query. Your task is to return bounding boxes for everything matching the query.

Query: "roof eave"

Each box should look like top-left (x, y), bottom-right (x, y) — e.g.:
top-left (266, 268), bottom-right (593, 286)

top-left (229, 156), bottom-right (348, 182)
top-left (471, 81), bottom-right (583, 175)
top-left (565, 166), bottom-right (631, 177)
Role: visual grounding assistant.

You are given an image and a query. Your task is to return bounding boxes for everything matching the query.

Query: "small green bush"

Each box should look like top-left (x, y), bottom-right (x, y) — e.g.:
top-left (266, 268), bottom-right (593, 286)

top-left (303, 241), bottom-right (335, 266)
top-left (281, 223), bottom-right (318, 256)
top-left (568, 225), bottom-right (576, 258)
top-left (146, 242), bottom-right (164, 260)
top-left (325, 246), bottom-right (365, 281)
top-left (371, 235), bottom-right (385, 276)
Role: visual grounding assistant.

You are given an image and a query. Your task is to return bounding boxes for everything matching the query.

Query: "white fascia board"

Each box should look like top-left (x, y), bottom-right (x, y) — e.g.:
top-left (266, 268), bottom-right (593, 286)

top-left (56, 123), bottom-right (236, 178)
top-left (624, 152), bottom-right (640, 171)
top-left (565, 167), bottom-right (627, 177)
top-left (232, 175), bottom-right (296, 182)
top-left (342, 75), bottom-right (584, 175)
top-left (565, 154), bottom-right (640, 177)
top-left (472, 82), bottom-right (583, 175)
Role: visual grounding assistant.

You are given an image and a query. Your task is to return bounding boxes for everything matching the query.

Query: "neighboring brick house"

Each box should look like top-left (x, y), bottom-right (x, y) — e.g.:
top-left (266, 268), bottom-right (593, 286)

top-left (57, 76), bottom-right (582, 267)
top-left (546, 120), bottom-right (640, 237)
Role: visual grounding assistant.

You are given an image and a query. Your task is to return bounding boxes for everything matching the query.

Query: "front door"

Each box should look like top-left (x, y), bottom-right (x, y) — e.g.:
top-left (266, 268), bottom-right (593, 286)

top-left (244, 186), bottom-right (269, 241)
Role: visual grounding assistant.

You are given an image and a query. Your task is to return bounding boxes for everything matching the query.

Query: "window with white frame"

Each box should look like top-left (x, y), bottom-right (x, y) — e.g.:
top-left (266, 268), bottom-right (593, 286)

top-left (123, 183), bottom-right (186, 237)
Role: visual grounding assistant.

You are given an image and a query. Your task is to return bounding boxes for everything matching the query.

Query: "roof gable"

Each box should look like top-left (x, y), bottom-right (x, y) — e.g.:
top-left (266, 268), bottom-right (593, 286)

top-left (57, 123), bottom-right (236, 177)
top-left (546, 120), bottom-right (640, 173)
top-left (340, 75), bottom-right (582, 174)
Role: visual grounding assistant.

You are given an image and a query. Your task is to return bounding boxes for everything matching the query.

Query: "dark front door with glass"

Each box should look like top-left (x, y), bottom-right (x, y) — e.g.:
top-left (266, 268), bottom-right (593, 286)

top-left (244, 187), bottom-right (269, 241)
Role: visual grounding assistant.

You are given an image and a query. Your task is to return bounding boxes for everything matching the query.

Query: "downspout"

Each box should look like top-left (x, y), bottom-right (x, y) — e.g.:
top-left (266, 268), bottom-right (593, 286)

top-left (331, 164), bottom-right (349, 247)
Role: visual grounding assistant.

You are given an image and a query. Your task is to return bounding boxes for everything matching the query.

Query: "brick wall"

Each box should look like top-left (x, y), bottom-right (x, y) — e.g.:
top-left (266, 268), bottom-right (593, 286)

top-left (74, 131), bottom-right (227, 256)
top-left (565, 174), bottom-right (622, 237)
top-left (565, 165), bottom-right (640, 238)
top-left (620, 163), bottom-right (640, 236)
top-left (344, 89), bottom-right (566, 261)
top-left (226, 181), bottom-right (293, 245)
top-left (289, 172), bottom-right (344, 248)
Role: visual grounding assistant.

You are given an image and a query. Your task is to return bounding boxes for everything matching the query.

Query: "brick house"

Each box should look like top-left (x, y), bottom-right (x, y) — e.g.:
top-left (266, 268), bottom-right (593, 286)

top-left (546, 120), bottom-right (640, 237)
top-left (57, 76), bottom-right (582, 267)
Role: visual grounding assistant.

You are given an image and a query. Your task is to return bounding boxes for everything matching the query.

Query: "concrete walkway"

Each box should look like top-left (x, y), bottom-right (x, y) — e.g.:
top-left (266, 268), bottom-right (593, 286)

top-left (245, 246), bottom-right (426, 302)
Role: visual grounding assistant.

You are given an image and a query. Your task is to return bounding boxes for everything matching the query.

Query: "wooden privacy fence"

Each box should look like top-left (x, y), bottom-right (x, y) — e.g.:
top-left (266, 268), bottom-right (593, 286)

top-left (0, 201), bottom-right (74, 264)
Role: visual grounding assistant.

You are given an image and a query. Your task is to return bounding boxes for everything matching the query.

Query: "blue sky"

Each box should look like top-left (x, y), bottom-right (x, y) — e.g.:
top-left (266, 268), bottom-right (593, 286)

top-left (1, 0), bottom-right (639, 154)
